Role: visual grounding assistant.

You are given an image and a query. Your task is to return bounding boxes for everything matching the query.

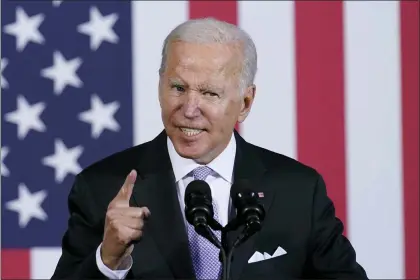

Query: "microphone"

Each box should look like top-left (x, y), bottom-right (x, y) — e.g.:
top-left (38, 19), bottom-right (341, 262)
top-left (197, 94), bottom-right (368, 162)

top-left (230, 181), bottom-right (266, 247)
top-left (184, 180), bottom-right (223, 233)
top-left (184, 180), bottom-right (228, 280)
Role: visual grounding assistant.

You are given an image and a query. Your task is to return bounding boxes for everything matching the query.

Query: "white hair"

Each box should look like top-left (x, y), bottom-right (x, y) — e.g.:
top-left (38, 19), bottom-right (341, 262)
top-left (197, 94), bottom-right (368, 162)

top-left (158, 17), bottom-right (258, 95)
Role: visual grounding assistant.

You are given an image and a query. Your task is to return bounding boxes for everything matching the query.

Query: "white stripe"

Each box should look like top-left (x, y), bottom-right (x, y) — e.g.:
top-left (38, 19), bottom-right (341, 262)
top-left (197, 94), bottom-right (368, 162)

top-left (31, 247), bottom-right (62, 278)
top-left (343, 2), bottom-right (404, 278)
top-left (238, 1), bottom-right (297, 159)
top-left (132, 1), bottom-right (188, 145)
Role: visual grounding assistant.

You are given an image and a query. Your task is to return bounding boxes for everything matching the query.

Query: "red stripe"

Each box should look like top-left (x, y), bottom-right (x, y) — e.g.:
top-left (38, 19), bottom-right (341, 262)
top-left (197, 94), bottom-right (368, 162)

top-left (294, 2), bottom-right (347, 231)
top-left (189, 0), bottom-right (237, 25)
top-left (188, 0), bottom-right (240, 133)
top-left (400, 2), bottom-right (419, 279)
top-left (1, 249), bottom-right (31, 279)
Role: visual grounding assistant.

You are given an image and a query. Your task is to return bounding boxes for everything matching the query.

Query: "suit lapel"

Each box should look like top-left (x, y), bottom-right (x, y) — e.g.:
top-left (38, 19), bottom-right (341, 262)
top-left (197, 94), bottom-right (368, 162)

top-left (130, 131), bottom-right (195, 279)
top-left (227, 131), bottom-right (275, 280)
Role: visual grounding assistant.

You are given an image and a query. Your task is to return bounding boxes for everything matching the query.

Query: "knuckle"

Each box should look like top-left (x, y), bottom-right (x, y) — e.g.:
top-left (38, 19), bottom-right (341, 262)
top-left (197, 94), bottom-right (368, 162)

top-left (136, 208), bottom-right (144, 218)
top-left (109, 219), bottom-right (119, 229)
top-left (106, 208), bottom-right (117, 220)
top-left (108, 201), bottom-right (116, 210)
top-left (130, 230), bottom-right (140, 241)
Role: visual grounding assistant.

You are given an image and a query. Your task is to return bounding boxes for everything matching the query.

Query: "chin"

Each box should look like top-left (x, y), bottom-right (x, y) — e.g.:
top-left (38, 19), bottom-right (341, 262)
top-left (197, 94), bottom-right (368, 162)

top-left (173, 142), bottom-right (214, 165)
top-left (174, 142), bottom-right (206, 160)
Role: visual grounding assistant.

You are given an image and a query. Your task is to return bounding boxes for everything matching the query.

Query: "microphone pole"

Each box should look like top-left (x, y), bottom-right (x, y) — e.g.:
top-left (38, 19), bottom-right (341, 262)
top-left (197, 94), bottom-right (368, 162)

top-left (194, 223), bottom-right (228, 280)
top-left (206, 217), bottom-right (228, 280)
top-left (224, 223), bottom-right (257, 280)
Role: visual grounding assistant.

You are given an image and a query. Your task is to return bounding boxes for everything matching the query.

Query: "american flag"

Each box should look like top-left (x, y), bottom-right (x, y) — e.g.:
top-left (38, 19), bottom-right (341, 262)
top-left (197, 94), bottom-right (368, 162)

top-left (1, 1), bottom-right (418, 279)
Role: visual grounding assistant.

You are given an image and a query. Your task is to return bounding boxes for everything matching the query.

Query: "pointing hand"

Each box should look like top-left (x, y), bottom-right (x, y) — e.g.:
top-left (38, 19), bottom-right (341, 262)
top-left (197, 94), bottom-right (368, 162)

top-left (101, 170), bottom-right (151, 269)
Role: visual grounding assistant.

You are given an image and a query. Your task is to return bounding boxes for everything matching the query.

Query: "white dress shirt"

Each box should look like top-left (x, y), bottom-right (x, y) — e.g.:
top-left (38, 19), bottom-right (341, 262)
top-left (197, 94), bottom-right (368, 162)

top-left (96, 133), bottom-right (237, 279)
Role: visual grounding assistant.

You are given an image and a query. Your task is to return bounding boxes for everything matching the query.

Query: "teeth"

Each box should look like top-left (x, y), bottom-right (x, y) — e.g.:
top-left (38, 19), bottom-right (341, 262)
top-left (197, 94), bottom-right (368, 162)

top-left (180, 128), bottom-right (203, 136)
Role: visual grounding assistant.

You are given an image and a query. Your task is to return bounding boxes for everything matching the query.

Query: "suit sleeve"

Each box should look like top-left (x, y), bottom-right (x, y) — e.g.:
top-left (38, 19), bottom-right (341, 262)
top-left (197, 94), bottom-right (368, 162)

top-left (305, 173), bottom-right (369, 279)
top-left (50, 173), bottom-right (111, 279)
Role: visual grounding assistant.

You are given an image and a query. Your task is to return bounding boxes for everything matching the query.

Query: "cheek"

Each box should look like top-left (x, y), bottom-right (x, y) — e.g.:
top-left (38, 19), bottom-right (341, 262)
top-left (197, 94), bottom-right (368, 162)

top-left (223, 100), bottom-right (240, 120)
top-left (161, 95), bottom-right (181, 115)
top-left (205, 104), bottom-right (236, 130)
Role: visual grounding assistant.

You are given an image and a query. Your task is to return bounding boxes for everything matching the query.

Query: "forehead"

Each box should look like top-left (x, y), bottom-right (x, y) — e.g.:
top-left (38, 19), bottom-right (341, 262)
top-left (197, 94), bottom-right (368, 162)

top-left (165, 41), bottom-right (242, 83)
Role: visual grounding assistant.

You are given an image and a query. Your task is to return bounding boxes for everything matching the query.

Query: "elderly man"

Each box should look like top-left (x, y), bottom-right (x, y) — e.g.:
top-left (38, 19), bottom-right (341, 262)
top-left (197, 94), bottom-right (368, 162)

top-left (51, 18), bottom-right (368, 279)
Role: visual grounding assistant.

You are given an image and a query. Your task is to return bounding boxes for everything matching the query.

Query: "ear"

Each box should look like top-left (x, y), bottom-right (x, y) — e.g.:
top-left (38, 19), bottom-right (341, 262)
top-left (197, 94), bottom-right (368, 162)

top-left (237, 85), bottom-right (256, 123)
top-left (158, 78), bottom-right (163, 107)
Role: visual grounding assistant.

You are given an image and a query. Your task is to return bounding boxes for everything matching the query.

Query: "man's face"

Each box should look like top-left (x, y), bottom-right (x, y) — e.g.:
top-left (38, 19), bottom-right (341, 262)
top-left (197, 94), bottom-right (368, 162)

top-left (159, 41), bottom-right (255, 164)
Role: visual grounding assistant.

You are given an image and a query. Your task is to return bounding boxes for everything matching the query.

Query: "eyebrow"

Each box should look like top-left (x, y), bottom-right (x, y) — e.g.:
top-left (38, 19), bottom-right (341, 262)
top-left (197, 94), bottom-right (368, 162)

top-left (168, 77), bottom-right (185, 85)
top-left (168, 77), bottom-right (224, 93)
top-left (197, 83), bottom-right (224, 93)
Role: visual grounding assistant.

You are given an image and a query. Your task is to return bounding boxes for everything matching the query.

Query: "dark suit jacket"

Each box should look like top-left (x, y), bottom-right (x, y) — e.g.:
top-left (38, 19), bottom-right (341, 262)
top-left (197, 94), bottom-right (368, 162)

top-left (51, 130), bottom-right (368, 279)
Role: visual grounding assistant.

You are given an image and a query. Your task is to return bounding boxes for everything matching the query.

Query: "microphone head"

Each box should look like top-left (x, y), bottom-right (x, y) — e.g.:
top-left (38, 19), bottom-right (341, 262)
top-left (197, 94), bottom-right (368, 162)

top-left (230, 180), bottom-right (266, 223)
top-left (230, 180), bottom-right (257, 206)
top-left (185, 180), bottom-right (212, 201)
top-left (184, 180), bottom-right (214, 227)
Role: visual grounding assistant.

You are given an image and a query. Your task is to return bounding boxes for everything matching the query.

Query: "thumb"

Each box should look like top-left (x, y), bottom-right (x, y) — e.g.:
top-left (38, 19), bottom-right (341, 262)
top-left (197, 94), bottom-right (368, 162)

top-left (114, 170), bottom-right (137, 204)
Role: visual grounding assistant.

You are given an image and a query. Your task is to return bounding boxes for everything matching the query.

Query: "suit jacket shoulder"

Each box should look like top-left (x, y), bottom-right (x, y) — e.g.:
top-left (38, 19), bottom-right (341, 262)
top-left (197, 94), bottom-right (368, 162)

top-left (81, 135), bottom-right (157, 181)
top-left (241, 139), bottom-right (321, 191)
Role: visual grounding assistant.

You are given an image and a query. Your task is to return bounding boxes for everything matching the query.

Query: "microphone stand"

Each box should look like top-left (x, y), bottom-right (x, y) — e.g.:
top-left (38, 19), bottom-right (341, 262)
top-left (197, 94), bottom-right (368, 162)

top-left (220, 220), bottom-right (238, 280)
top-left (221, 228), bottom-right (229, 280)
top-left (221, 220), bottom-right (260, 280)
top-left (195, 221), bottom-right (228, 280)
top-left (192, 215), bottom-right (262, 280)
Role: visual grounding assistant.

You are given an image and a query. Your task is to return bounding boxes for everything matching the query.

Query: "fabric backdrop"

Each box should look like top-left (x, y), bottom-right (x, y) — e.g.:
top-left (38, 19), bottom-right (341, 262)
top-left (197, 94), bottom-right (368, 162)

top-left (1, 1), bottom-right (418, 279)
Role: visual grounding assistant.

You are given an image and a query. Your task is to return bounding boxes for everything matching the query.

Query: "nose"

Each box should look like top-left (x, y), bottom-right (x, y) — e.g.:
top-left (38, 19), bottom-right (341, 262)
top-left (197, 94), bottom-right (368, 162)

top-left (182, 92), bottom-right (201, 119)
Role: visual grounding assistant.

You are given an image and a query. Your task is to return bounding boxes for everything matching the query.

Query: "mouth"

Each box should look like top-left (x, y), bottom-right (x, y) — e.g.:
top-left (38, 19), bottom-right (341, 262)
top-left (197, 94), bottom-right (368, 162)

top-left (179, 127), bottom-right (205, 137)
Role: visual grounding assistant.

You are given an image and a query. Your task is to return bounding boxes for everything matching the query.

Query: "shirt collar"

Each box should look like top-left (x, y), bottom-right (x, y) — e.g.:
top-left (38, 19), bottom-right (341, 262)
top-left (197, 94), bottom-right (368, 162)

top-left (167, 133), bottom-right (236, 184)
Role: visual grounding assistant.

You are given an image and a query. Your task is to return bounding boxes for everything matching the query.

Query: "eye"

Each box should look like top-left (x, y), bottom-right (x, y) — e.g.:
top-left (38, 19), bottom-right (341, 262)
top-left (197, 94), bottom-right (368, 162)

top-left (204, 91), bottom-right (219, 97)
top-left (171, 84), bottom-right (185, 92)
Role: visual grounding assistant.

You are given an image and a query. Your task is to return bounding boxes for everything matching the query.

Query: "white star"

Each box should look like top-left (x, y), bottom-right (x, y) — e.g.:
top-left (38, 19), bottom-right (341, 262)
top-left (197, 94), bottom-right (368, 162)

top-left (1, 58), bottom-right (8, 89)
top-left (52, 0), bottom-right (63, 7)
top-left (42, 139), bottom-right (83, 183)
top-left (5, 183), bottom-right (48, 228)
top-left (77, 6), bottom-right (119, 51)
top-left (1, 146), bottom-right (10, 177)
top-left (40, 51), bottom-right (83, 95)
top-left (4, 95), bottom-right (46, 139)
top-left (79, 94), bottom-right (120, 138)
top-left (3, 7), bottom-right (45, 52)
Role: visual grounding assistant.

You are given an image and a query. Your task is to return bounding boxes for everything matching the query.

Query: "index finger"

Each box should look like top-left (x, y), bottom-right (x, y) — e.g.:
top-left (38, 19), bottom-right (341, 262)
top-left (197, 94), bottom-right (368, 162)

top-left (113, 169), bottom-right (137, 205)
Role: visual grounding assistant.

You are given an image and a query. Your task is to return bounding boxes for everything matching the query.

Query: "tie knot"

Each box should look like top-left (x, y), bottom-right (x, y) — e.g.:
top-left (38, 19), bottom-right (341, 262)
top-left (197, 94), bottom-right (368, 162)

top-left (192, 166), bottom-right (213, 181)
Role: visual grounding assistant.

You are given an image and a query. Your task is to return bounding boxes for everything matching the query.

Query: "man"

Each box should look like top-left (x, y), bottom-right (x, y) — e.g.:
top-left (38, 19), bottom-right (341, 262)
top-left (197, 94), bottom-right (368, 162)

top-left (51, 18), bottom-right (368, 279)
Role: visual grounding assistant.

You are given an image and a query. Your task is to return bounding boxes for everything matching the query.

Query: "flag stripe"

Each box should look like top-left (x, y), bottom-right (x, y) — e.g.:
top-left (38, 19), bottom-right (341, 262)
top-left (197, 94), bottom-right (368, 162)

top-left (189, 0), bottom-right (240, 132)
top-left (294, 2), bottom-right (347, 226)
top-left (189, 0), bottom-right (237, 25)
top-left (343, 2), bottom-right (404, 278)
top-left (239, 1), bottom-right (297, 158)
top-left (132, 1), bottom-right (188, 145)
top-left (30, 247), bottom-right (62, 279)
top-left (400, 2), bottom-right (419, 279)
top-left (1, 249), bottom-right (30, 279)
